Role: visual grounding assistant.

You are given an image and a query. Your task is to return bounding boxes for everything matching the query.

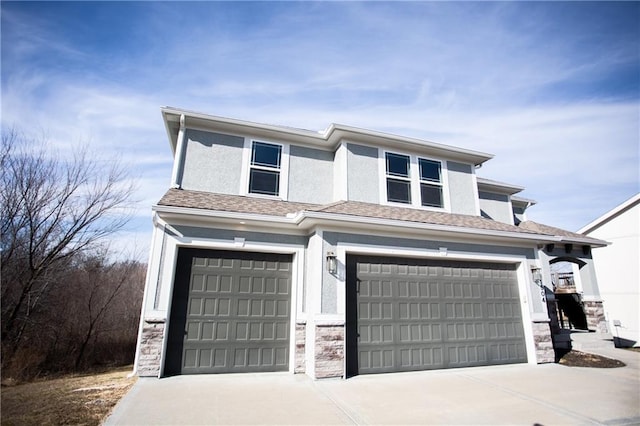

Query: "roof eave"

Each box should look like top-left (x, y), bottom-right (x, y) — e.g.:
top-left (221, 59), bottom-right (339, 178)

top-left (578, 193), bottom-right (640, 235)
top-left (153, 204), bottom-right (560, 246)
top-left (160, 106), bottom-right (495, 165)
top-left (477, 178), bottom-right (525, 195)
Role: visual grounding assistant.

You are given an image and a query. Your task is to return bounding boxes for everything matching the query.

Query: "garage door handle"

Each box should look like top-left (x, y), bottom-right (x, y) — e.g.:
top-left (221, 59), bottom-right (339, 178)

top-left (356, 279), bottom-right (360, 293)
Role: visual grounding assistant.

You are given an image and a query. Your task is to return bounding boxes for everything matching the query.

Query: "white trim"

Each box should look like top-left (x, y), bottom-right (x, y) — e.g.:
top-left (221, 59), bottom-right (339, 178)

top-left (379, 148), bottom-right (451, 212)
top-left (170, 114), bottom-right (186, 188)
top-left (507, 197), bottom-right (515, 226)
top-left (470, 165), bottom-right (482, 216)
top-left (335, 243), bottom-right (538, 366)
top-left (578, 193), bottom-right (640, 235)
top-left (240, 138), bottom-right (290, 201)
top-left (155, 233), bottom-right (305, 376)
top-left (153, 204), bottom-right (562, 246)
top-left (132, 219), bottom-right (163, 376)
top-left (333, 142), bottom-right (348, 201)
top-left (161, 106), bottom-right (494, 166)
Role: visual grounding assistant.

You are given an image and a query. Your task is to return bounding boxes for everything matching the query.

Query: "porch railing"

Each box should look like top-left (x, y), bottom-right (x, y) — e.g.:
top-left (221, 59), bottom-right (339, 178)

top-left (552, 272), bottom-right (577, 294)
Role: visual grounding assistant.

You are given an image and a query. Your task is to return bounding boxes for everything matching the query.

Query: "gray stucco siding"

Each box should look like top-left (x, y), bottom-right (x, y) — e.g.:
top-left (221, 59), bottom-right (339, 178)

top-left (446, 161), bottom-right (477, 215)
top-left (288, 145), bottom-right (334, 204)
top-left (346, 143), bottom-right (379, 203)
top-left (513, 206), bottom-right (526, 225)
top-left (479, 191), bottom-right (513, 225)
top-left (181, 129), bottom-right (244, 194)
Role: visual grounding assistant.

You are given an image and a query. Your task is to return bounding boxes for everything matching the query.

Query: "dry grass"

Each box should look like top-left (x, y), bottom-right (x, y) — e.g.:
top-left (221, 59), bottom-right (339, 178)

top-left (1, 366), bottom-right (136, 426)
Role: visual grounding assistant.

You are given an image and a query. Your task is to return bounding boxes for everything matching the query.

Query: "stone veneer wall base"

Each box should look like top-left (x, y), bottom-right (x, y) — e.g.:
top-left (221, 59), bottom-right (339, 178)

top-left (583, 300), bottom-right (608, 333)
top-left (137, 319), bottom-right (165, 377)
top-left (295, 322), bottom-right (306, 374)
top-left (314, 324), bottom-right (344, 379)
top-left (531, 321), bottom-right (555, 363)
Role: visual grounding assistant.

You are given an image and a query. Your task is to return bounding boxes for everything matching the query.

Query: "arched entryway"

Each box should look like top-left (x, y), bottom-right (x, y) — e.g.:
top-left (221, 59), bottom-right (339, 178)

top-left (549, 257), bottom-right (588, 331)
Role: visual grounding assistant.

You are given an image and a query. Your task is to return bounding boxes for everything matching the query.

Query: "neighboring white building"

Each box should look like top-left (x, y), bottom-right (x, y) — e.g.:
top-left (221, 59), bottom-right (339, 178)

top-left (579, 194), bottom-right (640, 347)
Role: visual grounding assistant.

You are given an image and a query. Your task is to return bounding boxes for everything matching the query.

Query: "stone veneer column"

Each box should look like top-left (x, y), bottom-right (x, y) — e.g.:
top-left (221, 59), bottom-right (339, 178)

top-left (314, 324), bottom-right (344, 378)
top-left (295, 322), bottom-right (306, 374)
top-left (531, 321), bottom-right (555, 363)
top-left (583, 300), bottom-right (608, 333)
top-left (137, 319), bottom-right (165, 377)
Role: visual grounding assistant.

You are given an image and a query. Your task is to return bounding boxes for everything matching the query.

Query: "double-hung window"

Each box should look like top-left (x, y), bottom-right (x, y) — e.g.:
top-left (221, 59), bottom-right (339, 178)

top-left (383, 151), bottom-right (445, 209)
top-left (248, 141), bottom-right (282, 196)
top-left (418, 158), bottom-right (443, 207)
top-left (385, 153), bottom-right (412, 204)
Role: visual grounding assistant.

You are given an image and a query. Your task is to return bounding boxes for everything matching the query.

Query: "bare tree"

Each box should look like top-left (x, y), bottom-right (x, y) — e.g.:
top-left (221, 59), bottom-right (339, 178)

top-left (70, 255), bottom-right (145, 368)
top-left (1, 130), bottom-right (137, 369)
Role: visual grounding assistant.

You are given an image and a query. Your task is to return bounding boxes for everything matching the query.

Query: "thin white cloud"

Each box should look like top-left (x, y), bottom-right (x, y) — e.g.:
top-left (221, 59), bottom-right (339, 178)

top-left (2, 1), bottom-right (638, 261)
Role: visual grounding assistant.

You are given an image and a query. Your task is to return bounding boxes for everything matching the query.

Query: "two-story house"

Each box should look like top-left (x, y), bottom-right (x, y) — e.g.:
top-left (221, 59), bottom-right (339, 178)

top-left (134, 107), bottom-right (607, 379)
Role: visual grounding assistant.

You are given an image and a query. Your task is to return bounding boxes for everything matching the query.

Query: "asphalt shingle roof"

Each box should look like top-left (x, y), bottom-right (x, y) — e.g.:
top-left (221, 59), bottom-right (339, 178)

top-left (157, 189), bottom-right (606, 245)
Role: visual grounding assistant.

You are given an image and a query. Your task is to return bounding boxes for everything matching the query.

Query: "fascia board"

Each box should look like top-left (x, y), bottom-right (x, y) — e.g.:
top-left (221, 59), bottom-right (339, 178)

top-left (153, 204), bottom-right (564, 246)
top-left (152, 205), bottom-right (568, 244)
top-left (511, 195), bottom-right (538, 206)
top-left (152, 205), bottom-right (302, 233)
top-left (578, 193), bottom-right (640, 235)
top-left (161, 109), bottom-right (180, 155)
top-left (327, 126), bottom-right (493, 166)
top-left (160, 106), bottom-right (495, 163)
top-left (557, 235), bottom-right (610, 248)
top-left (161, 106), bottom-right (329, 150)
top-left (477, 178), bottom-right (525, 195)
top-left (297, 211), bottom-right (561, 245)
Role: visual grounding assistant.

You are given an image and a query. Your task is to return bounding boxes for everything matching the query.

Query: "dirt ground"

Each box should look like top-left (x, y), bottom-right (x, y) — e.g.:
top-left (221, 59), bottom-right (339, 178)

top-left (557, 350), bottom-right (626, 368)
top-left (1, 365), bottom-right (136, 426)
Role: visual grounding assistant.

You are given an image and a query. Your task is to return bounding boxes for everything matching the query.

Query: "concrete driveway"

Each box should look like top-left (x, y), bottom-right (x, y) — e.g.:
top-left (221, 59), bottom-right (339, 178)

top-left (106, 339), bottom-right (639, 425)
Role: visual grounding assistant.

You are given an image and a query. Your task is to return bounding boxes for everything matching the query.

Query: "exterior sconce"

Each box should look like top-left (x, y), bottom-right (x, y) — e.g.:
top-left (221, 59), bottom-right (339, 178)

top-left (531, 267), bottom-right (542, 284)
top-left (326, 251), bottom-right (337, 274)
top-left (531, 267), bottom-right (545, 304)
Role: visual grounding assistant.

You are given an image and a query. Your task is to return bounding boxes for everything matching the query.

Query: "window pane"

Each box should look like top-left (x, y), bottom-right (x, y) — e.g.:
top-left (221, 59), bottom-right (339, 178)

top-left (387, 179), bottom-right (411, 203)
top-left (249, 169), bottom-right (279, 196)
top-left (252, 142), bottom-right (281, 168)
top-left (421, 183), bottom-right (443, 207)
top-left (386, 153), bottom-right (410, 177)
top-left (419, 158), bottom-right (441, 182)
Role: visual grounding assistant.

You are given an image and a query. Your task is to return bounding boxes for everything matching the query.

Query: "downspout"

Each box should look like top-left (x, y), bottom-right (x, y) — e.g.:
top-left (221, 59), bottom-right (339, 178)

top-left (170, 114), bottom-right (186, 189)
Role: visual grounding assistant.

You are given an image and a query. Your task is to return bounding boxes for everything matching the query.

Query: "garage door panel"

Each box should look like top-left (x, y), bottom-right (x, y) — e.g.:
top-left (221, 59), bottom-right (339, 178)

top-left (347, 255), bottom-right (527, 375)
top-left (167, 249), bottom-right (292, 375)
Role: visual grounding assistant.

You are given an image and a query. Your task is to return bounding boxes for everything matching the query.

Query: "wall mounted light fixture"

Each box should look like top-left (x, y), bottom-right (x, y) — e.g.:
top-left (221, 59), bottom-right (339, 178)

top-left (531, 267), bottom-right (545, 304)
top-left (531, 267), bottom-right (542, 284)
top-left (326, 251), bottom-right (337, 274)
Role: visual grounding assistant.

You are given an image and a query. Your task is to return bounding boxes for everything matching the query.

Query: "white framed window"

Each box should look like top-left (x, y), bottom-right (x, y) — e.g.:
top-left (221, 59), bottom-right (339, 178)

top-left (385, 152), bottom-right (412, 204)
top-left (241, 139), bottom-right (289, 199)
top-left (380, 150), bottom-right (448, 210)
top-left (418, 158), bottom-right (443, 208)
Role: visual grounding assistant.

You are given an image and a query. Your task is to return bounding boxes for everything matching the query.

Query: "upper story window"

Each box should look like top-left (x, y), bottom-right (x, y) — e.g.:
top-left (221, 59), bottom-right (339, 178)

top-left (385, 153), bottom-right (412, 204)
top-left (249, 141), bottom-right (282, 196)
top-left (241, 139), bottom-right (289, 199)
top-left (382, 150), bottom-right (446, 209)
top-left (418, 158), bottom-right (443, 207)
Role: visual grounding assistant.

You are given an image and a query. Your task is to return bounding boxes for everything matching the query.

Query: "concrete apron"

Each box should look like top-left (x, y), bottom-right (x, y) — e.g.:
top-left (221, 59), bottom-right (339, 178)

top-left (106, 355), bottom-right (640, 426)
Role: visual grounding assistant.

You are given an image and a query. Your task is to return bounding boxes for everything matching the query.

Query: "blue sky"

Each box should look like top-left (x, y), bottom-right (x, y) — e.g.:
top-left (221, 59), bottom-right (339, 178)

top-left (2, 1), bottom-right (639, 260)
